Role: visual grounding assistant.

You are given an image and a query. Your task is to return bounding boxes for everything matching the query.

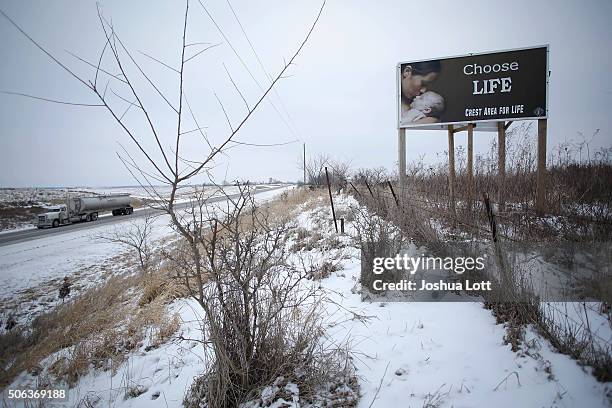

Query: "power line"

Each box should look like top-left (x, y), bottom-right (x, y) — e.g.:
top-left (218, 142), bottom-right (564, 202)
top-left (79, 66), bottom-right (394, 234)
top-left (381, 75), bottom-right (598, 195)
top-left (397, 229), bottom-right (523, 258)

top-left (197, 0), bottom-right (301, 142)
top-left (224, 0), bottom-right (303, 140)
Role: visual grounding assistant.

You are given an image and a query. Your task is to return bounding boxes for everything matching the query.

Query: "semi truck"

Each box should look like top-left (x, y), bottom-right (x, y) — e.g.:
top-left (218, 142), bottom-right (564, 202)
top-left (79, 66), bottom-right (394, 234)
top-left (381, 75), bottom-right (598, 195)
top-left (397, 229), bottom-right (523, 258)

top-left (37, 194), bottom-right (133, 228)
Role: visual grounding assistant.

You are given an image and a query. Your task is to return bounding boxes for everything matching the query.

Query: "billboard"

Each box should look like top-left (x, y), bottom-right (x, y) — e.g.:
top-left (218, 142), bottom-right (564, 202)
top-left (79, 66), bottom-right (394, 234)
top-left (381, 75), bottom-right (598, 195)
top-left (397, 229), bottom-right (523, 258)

top-left (398, 46), bottom-right (548, 130)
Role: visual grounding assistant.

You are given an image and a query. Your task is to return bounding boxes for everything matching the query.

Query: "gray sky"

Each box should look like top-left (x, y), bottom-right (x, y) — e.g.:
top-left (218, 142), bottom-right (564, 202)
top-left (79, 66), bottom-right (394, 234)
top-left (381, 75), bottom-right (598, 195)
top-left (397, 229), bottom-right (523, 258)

top-left (1, 0), bottom-right (611, 187)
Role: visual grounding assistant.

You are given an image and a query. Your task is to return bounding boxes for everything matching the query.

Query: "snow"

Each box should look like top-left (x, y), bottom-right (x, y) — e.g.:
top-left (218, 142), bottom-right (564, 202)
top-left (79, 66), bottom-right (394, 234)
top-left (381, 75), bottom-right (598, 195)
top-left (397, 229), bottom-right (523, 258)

top-left (0, 185), bottom-right (287, 231)
top-left (0, 224), bottom-right (35, 235)
top-left (296, 193), bottom-right (611, 407)
top-left (2, 189), bottom-right (610, 407)
top-left (0, 185), bottom-right (292, 327)
top-left (0, 210), bottom-right (172, 327)
top-left (5, 297), bottom-right (207, 408)
top-left (323, 266), bottom-right (609, 407)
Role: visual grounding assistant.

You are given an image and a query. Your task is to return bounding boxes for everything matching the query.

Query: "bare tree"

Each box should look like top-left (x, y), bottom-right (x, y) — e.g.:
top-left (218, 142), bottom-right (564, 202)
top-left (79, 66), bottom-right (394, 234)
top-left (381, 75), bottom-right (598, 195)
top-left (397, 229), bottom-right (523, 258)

top-left (0, 0), bottom-right (324, 207)
top-left (305, 153), bottom-right (330, 186)
top-left (170, 184), bottom-right (345, 407)
top-left (97, 213), bottom-right (156, 272)
top-left (2, 3), bottom-right (336, 404)
top-left (328, 159), bottom-right (351, 191)
top-left (1, 0), bottom-right (325, 288)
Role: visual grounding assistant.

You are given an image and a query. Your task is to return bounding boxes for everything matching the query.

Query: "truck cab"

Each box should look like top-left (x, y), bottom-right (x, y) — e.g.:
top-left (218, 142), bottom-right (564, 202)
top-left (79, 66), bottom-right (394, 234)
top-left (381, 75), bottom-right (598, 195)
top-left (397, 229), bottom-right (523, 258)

top-left (37, 205), bottom-right (68, 228)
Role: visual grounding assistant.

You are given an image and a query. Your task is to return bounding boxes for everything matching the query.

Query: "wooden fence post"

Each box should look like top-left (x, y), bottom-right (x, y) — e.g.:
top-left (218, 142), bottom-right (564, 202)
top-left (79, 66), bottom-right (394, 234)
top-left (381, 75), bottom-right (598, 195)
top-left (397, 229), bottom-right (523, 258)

top-left (325, 166), bottom-right (338, 233)
top-left (387, 180), bottom-right (399, 207)
top-left (364, 179), bottom-right (374, 198)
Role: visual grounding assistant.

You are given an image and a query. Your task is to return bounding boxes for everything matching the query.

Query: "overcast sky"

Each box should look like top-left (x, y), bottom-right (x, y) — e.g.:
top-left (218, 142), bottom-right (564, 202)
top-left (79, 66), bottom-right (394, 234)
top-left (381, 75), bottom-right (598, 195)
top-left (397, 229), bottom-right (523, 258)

top-left (1, 0), bottom-right (611, 187)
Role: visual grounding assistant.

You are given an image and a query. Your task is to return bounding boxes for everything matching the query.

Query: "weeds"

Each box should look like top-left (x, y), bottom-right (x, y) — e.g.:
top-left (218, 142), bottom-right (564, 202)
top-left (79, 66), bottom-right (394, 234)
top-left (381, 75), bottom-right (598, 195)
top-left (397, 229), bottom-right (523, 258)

top-left (347, 129), bottom-right (612, 382)
top-left (179, 187), bottom-right (357, 407)
top-left (0, 267), bottom-right (180, 388)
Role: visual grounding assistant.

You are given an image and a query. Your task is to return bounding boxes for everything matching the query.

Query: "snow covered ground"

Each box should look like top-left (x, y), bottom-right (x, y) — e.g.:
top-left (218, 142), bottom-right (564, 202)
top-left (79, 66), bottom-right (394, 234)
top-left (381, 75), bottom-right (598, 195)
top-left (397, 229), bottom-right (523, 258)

top-left (1, 190), bottom-right (610, 407)
top-left (324, 259), bottom-right (609, 407)
top-left (0, 185), bottom-right (285, 231)
top-left (0, 212), bottom-right (171, 326)
top-left (0, 224), bottom-right (36, 235)
top-left (0, 186), bottom-right (291, 327)
top-left (287, 194), bottom-right (612, 407)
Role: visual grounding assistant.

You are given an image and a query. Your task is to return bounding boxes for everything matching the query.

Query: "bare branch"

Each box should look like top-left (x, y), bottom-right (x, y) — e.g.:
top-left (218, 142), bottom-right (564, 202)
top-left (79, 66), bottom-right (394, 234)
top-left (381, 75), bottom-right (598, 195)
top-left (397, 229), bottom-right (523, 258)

top-left (96, 7), bottom-right (176, 177)
top-left (0, 9), bottom-right (92, 90)
top-left (229, 139), bottom-right (299, 147)
top-left (181, 0), bottom-right (326, 182)
top-left (183, 91), bottom-right (214, 151)
top-left (185, 41), bottom-right (212, 47)
top-left (65, 50), bottom-right (128, 85)
top-left (117, 144), bottom-right (170, 188)
top-left (222, 63), bottom-right (249, 111)
top-left (98, 10), bottom-right (179, 115)
top-left (138, 50), bottom-right (180, 74)
top-left (110, 87), bottom-right (142, 109)
top-left (179, 126), bottom-right (209, 136)
top-left (173, 0), bottom-right (190, 182)
top-left (196, 0), bottom-right (299, 140)
top-left (118, 96), bottom-right (139, 121)
top-left (102, 80), bottom-right (110, 99)
top-left (183, 42), bottom-right (221, 63)
top-left (94, 35), bottom-right (110, 88)
top-left (0, 91), bottom-right (103, 107)
top-left (225, 0), bottom-right (303, 140)
top-left (214, 92), bottom-right (234, 133)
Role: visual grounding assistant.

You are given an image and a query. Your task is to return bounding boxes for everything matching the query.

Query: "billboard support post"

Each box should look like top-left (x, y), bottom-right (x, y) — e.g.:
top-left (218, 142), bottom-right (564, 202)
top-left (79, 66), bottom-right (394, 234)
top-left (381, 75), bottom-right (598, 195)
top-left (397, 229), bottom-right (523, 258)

top-left (399, 128), bottom-right (406, 190)
top-left (447, 125), bottom-right (456, 225)
top-left (497, 122), bottom-right (506, 212)
top-left (536, 119), bottom-right (548, 215)
top-left (467, 124), bottom-right (474, 211)
top-left (396, 45), bottom-right (549, 219)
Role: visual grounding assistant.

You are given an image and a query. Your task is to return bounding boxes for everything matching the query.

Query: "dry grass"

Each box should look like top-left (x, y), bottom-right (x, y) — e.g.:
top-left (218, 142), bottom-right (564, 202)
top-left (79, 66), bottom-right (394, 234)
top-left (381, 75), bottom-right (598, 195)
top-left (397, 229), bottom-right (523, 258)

top-left (0, 267), bottom-right (181, 389)
top-left (0, 187), bottom-right (355, 401)
top-left (138, 265), bottom-right (186, 306)
top-left (262, 188), bottom-right (326, 222)
top-left (177, 187), bottom-right (358, 407)
top-left (0, 275), bottom-right (134, 387)
top-left (350, 143), bottom-right (612, 382)
top-left (0, 204), bottom-right (46, 230)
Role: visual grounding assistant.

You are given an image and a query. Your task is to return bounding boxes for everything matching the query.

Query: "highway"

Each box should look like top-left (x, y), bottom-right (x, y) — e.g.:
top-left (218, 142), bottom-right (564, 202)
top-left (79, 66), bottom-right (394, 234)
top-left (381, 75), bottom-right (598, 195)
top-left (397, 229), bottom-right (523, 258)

top-left (0, 185), bottom-right (286, 247)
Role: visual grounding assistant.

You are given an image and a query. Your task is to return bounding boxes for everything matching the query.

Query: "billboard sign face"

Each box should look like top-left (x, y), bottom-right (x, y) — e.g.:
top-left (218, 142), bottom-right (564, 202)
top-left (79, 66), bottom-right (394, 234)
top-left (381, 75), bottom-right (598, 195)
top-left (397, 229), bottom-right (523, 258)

top-left (398, 46), bottom-right (548, 130)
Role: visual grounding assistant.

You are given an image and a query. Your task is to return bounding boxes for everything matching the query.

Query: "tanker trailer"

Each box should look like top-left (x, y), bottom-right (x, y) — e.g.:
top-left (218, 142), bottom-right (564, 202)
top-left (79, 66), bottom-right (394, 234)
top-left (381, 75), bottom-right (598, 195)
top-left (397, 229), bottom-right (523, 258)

top-left (37, 194), bottom-right (133, 228)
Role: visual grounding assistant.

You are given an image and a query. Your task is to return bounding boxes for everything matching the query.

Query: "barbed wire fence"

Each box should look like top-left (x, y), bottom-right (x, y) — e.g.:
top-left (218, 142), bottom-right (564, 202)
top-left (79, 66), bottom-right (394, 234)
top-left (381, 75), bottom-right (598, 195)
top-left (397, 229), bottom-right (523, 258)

top-left (325, 173), bottom-right (612, 381)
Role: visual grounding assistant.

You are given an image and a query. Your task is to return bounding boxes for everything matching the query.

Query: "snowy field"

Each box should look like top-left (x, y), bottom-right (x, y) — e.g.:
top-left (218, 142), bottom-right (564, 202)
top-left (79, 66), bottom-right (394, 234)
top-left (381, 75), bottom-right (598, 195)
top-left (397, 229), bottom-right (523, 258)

top-left (1, 190), bottom-right (610, 407)
top-left (0, 185), bottom-right (283, 232)
top-left (0, 186), bottom-right (290, 327)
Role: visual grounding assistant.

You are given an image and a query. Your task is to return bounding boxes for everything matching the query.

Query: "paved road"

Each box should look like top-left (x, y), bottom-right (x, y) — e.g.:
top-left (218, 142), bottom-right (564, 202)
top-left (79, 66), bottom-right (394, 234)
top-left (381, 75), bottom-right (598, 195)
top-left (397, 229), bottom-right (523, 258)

top-left (0, 185), bottom-right (286, 247)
